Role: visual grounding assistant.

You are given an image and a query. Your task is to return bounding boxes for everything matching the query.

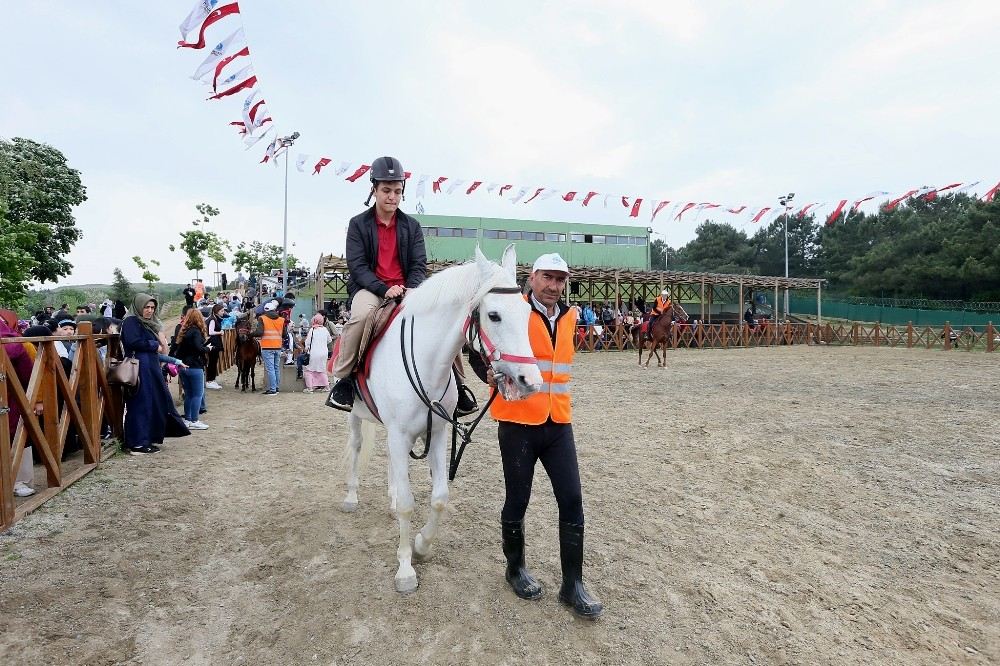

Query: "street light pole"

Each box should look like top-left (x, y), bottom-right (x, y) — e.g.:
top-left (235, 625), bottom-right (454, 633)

top-left (278, 131), bottom-right (300, 295)
top-left (778, 192), bottom-right (795, 319)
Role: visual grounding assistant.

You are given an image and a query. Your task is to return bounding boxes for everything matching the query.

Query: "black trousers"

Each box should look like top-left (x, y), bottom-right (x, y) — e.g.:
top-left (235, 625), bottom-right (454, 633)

top-left (498, 419), bottom-right (584, 525)
top-left (206, 335), bottom-right (223, 381)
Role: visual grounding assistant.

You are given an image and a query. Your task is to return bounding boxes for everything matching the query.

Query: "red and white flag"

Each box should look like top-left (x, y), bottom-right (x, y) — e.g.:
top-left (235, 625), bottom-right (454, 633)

top-left (851, 191), bottom-right (890, 213)
top-left (260, 136), bottom-right (277, 164)
top-left (208, 64), bottom-right (255, 100)
top-left (881, 189), bottom-right (918, 212)
top-left (211, 46), bottom-right (249, 92)
top-left (727, 205), bottom-right (747, 214)
top-left (524, 187), bottom-right (546, 204)
top-left (241, 89), bottom-right (269, 135)
top-left (629, 198), bottom-right (643, 218)
top-left (826, 199), bottom-right (848, 225)
top-left (581, 191), bottom-right (599, 207)
top-left (750, 207), bottom-right (772, 223)
top-left (674, 202), bottom-right (697, 221)
top-left (562, 191), bottom-right (577, 202)
top-left (466, 181), bottom-right (482, 195)
top-left (229, 120), bottom-right (247, 136)
top-left (983, 180), bottom-right (1000, 202)
top-left (191, 27), bottom-right (245, 81)
top-left (945, 181), bottom-right (980, 196)
top-left (179, 0), bottom-right (218, 41)
top-left (796, 203), bottom-right (821, 219)
top-left (432, 177), bottom-right (448, 194)
top-left (499, 184), bottom-right (513, 197)
top-left (243, 125), bottom-right (274, 149)
top-left (651, 200), bottom-right (671, 221)
top-left (313, 158), bottom-right (332, 175)
top-left (923, 182), bottom-right (962, 201)
top-left (178, 2), bottom-right (240, 49)
top-left (346, 165), bottom-right (371, 182)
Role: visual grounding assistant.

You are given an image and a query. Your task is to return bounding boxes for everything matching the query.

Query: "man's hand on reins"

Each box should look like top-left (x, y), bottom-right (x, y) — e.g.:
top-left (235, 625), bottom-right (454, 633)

top-left (385, 285), bottom-right (405, 300)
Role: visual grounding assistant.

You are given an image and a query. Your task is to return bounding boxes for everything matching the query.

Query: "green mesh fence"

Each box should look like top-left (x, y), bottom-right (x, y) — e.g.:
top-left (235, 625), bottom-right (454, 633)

top-left (790, 296), bottom-right (999, 327)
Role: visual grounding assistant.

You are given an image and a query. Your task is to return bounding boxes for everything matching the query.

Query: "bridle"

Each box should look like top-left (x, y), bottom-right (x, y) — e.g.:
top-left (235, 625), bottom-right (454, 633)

top-left (400, 284), bottom-right (536, 479)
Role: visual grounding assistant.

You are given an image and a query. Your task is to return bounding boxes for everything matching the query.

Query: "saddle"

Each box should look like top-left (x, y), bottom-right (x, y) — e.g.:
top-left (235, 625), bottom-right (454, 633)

top-left (352, 298), bottom-right (404, 422)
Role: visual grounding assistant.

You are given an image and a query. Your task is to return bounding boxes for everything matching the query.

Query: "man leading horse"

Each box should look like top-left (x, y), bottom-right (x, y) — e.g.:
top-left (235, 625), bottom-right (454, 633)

top-left (326, 155), bottom-right (478, 416)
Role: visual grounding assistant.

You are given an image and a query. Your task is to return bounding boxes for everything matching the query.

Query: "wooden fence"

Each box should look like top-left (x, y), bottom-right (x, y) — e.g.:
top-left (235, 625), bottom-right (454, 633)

top-left (2, 323), bottom-right (237, 533)
top-left (574, 321), bottom-right (998, 353)
top-left (1, 322), bottom-right (122, 533)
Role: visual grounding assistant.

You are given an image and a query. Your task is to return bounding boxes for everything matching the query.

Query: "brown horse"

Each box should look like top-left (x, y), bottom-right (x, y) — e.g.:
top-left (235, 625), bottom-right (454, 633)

top-left (636, 303), bottom-right (689, 367)
top-left (233, 313), bottom-right (261, 392)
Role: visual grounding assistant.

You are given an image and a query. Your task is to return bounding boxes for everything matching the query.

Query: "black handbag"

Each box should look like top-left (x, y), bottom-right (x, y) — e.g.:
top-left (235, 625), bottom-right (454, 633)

top-left (300, 352), bottom-right (310, 366)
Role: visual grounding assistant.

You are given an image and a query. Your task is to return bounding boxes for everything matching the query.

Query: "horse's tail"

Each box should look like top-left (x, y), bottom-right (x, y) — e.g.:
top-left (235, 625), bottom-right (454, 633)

top-left (341, 418), bottom-right (378, 479)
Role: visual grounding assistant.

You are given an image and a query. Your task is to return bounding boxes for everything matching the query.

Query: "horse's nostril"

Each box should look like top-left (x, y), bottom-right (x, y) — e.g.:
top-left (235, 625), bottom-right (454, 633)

top-left (518, 374), bottom-right (527, 385)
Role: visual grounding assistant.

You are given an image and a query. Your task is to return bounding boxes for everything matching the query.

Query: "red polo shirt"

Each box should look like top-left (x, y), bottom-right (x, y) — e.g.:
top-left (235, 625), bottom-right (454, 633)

top-left (374, 213), bottom-right (405, 287)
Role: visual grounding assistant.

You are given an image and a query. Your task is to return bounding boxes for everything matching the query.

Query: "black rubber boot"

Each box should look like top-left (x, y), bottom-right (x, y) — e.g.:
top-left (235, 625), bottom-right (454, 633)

top-left (455, 379), bottom-right (479, 417)
top-left (325, 377), bottom-right (355, 411)
top-left (501, 520), bottom-right (543, 600)
top-left (558, 522), bottom-right (603, 619)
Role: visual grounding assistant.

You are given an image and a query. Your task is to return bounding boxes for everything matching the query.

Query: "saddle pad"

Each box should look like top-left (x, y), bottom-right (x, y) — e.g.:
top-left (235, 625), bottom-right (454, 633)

top-left (357, 299), bottom-right (402, 376)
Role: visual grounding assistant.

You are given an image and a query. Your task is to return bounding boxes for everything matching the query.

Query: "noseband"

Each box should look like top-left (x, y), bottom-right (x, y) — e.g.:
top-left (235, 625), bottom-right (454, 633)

top-left (464, 286), bottom-right (537, 366)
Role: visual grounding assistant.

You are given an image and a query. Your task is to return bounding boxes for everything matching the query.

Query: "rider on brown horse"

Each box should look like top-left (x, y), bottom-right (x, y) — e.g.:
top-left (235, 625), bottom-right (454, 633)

top-left (647, 288), bottom-right (673, 338)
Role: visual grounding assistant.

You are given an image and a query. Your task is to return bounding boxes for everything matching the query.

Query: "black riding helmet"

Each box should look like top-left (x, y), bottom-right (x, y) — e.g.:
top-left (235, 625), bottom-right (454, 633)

top-left (365, 155), bottom-right (406, 206)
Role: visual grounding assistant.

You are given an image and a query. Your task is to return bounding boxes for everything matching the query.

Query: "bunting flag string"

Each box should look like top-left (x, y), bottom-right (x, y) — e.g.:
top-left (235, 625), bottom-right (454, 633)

top-left (174, 0), bottom-right (999, 228)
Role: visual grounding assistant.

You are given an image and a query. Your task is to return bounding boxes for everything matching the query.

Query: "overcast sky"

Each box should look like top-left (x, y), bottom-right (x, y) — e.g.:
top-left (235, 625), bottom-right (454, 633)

top-left (4, 1), bottom-right (998, 286)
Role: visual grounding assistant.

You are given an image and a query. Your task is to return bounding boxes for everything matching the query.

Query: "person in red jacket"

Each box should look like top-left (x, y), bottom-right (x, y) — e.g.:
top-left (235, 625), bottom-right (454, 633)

top-left (489, 253), bottom-right (603, 619)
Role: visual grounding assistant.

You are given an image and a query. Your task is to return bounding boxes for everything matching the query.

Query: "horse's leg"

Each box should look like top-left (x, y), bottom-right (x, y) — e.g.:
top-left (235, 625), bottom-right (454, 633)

top-left (644, 337), bottom-right (655, 367)
top-left (658, 339), bottom-right (666, 367)
top-left (414, 424), bottom-right (449, 561)
top-left (387, 429), bottom-right (418, 593)
top-left (637, 336), bottom-right (644, 365)
top-left (250, 364), bottom-right (256, 392)
top-left (342, 412), bottom-right (364, 512)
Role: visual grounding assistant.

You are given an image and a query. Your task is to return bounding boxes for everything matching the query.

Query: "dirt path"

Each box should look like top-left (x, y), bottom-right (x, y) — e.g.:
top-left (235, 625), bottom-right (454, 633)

top-left (1, 346), bottom-right (998, 665)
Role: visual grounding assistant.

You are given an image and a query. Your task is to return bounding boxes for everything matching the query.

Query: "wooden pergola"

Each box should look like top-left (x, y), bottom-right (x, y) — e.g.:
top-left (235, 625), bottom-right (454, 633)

top-left (314, 254), bottom-right (825, 323)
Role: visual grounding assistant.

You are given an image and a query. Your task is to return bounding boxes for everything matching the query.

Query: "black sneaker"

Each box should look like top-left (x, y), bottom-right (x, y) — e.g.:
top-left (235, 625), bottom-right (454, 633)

top-left (262, 389), bottom-right (277, 396)
top-left (127, 445), bottom-right (156, 456)
top-left (326, 377), bottom-right (355, 411)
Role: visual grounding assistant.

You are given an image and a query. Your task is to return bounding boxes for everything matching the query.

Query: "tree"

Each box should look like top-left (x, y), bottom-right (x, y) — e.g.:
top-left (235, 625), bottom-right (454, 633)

top-left (110, 267), bottom-right (135, 304)
top-left (132, 256), bottom-right (160, 293)
top-left (231, 240), bottom-right (300, 279)
top-left (169, 203), bottom-right (229, 280)
top-left (649, 239), bottom-right (677, 271)
top-left (0, 137), bottom-right (87, 305)
top-left (675, 221), bottom-right (757, 273)
top-left (750, 212), bottom-right (818, 278)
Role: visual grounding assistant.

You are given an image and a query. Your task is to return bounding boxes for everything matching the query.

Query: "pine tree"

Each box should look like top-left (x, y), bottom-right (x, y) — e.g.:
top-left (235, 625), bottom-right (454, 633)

top-left (110, 267), bottom-right (135, 304)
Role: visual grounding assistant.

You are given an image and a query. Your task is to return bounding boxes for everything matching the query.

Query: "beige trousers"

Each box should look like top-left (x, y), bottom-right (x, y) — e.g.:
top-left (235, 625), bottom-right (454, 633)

top-left (332, 288), bottom-right (467, 382)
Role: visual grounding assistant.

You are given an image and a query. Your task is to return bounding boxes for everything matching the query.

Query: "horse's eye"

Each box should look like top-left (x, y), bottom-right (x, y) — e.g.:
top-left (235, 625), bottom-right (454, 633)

top-left (488, 312), bottom-right (501, 322)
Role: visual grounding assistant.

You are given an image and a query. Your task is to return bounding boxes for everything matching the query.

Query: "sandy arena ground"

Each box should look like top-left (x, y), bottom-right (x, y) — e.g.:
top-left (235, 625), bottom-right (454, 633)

top-left (1, 346), bottom-right (998, 665)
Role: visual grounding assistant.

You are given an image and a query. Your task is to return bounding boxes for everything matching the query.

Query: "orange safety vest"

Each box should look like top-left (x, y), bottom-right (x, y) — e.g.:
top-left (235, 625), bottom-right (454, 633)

top-left (653, 296), bottom-right (672, 315)
top-left (491, 300), bottom-right (576, 425)
top-left (260, 315), bottom-right (285, 349)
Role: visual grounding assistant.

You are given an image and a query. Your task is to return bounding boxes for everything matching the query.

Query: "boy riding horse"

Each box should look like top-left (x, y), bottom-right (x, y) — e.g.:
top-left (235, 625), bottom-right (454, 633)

top-left (326, 155), bottom-right (478, 416)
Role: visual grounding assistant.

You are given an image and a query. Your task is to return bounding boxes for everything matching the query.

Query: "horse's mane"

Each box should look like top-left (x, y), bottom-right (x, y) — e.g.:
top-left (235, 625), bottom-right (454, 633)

top-left (403, 260), bottom-right (514, 314)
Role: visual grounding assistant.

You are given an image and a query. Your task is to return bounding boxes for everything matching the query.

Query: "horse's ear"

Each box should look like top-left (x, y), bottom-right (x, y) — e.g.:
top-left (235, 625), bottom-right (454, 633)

top-left (501, 243), bottom-right (517, 282)
top-left (474, 244), bottom-right (488, 266)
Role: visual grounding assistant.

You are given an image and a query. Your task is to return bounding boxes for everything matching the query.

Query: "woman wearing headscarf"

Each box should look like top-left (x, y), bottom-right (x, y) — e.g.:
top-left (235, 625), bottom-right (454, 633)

top-left (120, 293), bottom-right (189, 455)
top-left (301, 313), bottom-right (332, 393)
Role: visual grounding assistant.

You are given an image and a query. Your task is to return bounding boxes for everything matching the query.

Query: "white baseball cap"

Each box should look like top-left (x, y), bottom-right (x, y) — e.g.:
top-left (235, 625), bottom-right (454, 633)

top-left (532, 253), bottom-right (569, 274)
top-left (263, 300), bottom-right (278, 312)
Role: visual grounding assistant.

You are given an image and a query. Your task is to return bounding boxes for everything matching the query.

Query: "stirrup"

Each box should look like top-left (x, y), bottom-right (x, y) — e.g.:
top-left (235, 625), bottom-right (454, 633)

top-left (455, 383), bottom-right (479, 417)
top-left (325, 377), bottom-right (355, 411)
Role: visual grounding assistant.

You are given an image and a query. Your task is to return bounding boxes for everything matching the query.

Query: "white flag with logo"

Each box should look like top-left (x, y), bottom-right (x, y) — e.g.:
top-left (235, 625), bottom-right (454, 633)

top-left (214, 63), bottom-right (253, 95)
top-left (296, 154), bottom-right (310, 173)
top-left (179, 0), bottom-right (218, 41)
top-left (191, 27), bottom-right (245, 82)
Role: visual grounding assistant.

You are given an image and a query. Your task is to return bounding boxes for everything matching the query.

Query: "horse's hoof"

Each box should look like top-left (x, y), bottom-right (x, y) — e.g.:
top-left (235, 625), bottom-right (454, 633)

top-left (341, 500), bottom-right (358, 513)
top-left (395, 574), bottom-right (418, 593)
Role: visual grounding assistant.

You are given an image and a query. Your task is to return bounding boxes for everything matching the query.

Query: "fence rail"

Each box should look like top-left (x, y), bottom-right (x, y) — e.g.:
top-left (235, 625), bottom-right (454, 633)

top-left (573, 321), bottom-right (998, 353)
top-left (1, 322), bottom-right (123, 532)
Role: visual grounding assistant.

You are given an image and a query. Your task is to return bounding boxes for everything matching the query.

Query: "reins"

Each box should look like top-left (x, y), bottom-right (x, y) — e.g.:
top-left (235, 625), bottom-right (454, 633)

top-left (398, 285), bottom-right (530, 479)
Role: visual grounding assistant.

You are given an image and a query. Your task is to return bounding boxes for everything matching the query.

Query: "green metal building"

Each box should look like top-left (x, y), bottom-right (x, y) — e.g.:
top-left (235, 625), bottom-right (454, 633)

top-left (414, 215), bottom-right (651, 270)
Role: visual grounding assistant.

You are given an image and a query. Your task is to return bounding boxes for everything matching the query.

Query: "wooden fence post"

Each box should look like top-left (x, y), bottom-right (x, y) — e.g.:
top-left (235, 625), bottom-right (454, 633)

top-left (76, 322), bottom-right (100, 464)
top-left (943, 322), bottom-right (952, 351)
top-left (988, 322), bottom-right (995, 353)
top-left (721, 322), bottom-right (728, 349)
top-left (852, 323), bottom-right (859, 346)
top-left (874, 322), bottom-right (881, 347)
top-left (1, 346), bottom-right (15, 533)
top-left (907, 322), bottom-right (913, 348)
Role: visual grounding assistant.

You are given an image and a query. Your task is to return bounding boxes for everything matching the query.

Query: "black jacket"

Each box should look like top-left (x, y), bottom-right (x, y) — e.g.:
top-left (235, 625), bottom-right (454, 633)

top-left (345, 207), bottom-right (427, 303)
top-left (176, 328), bottom-right (212, 369)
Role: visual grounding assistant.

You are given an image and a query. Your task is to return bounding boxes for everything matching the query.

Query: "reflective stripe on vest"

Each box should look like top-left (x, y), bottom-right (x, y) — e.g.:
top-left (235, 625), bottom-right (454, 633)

top-left (491, 302), bottom-right (576, 425)
top-left (260, 316), bottom-right (285, 349)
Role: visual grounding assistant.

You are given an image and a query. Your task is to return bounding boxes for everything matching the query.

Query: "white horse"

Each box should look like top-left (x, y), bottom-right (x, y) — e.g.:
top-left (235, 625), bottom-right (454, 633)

top-left (341, 244), bottom-right (543, 593)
